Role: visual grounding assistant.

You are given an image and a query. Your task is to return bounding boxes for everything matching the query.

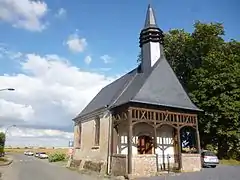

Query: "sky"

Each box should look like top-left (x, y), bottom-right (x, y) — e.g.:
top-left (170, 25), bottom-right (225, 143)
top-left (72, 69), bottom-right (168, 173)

top-left (0, 0), bottom-right (239, 147)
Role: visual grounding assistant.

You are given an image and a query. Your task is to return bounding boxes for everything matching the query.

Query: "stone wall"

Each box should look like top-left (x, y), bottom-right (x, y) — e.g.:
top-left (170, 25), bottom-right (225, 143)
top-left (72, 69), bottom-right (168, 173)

top-left (111, 154), bottom-right (127, 176)
top-left (73, 115), bottom-right (111, 160)
top-left (182, 153), bottom-right (202, 172)
top-left (157, 154), bottom-right (179, 171)
top-left (132, 154), bottom-right (157, 176)
top-left (73, 114), bottom-right (112, 174)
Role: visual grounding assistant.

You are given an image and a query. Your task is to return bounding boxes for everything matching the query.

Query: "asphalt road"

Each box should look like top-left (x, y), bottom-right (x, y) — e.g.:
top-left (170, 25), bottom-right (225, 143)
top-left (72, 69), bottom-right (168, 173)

top-left (1, 154), bottom-right (240, 180)
top-left (137, 165), bottom-right (240, 180)
top-left (0, 153), bottom-right (100, 180)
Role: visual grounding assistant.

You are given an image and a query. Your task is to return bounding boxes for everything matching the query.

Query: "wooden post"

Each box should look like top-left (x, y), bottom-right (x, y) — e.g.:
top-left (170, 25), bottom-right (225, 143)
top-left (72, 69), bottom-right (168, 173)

top-left (177, 127), bottom-right (182, 170)
top-left (196, 129), bottom-right (201, 153)
top-left (127, 109), bottom-right (133, 175)
top-left (154, 125), bottom-right (159, 172)
top-left (154, 126), bottom-right (157, 153)
top-left (196, 117), bottom-right (201, 153)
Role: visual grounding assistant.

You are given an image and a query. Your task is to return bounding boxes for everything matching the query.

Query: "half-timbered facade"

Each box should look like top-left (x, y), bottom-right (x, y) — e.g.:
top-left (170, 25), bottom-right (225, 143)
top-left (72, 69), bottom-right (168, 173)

top-left (72, 4), bottom-right (202, 177)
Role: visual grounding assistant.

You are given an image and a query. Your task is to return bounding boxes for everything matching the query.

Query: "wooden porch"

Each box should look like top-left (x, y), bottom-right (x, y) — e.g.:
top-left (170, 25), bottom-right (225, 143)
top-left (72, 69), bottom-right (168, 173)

top-left (111, 103), bottom-right (201, 175)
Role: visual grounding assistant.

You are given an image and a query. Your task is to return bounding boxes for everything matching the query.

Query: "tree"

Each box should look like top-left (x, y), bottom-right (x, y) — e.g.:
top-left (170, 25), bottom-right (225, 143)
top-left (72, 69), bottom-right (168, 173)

top-left (189, 41), bottom-right (240, 159)
top-left (0, 132), bottom-right (6, 155)
top-left (163, 22), bottom-right (240, 159)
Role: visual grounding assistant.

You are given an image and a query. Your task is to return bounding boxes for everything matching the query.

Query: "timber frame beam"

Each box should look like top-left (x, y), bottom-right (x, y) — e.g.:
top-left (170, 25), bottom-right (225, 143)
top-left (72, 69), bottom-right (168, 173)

top-left (112, 106), bottom-right (198, 129)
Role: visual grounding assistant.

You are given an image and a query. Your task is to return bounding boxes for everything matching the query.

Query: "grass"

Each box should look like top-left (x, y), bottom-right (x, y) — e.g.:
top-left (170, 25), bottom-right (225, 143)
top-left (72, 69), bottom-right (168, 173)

top-left (0, 157), bottom-right (8, 162)
top-left (0, 156), bottom-right (11, 166)
top-left (220, 159), bottom-right (240, 166)
top-left (4, 147), bottom-right (68, 155)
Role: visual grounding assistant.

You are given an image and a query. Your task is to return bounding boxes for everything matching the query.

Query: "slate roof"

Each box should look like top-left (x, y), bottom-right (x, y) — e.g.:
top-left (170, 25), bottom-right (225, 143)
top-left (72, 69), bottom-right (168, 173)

top-left (74, 55), bottom-right (201, 120)
top-left (77, 68), bottom-right (138, 118)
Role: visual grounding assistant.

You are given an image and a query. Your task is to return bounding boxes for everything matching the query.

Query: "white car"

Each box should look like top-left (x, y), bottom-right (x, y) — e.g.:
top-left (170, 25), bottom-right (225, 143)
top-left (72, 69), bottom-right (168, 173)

top-left (38, 152), bottom-right (48, 159)
top-left (24, 151), bottom-right (34, 156)
top-left (35, 152), bottom-right (40, 157)
top-left (201, 150), bottom-right (219, 168)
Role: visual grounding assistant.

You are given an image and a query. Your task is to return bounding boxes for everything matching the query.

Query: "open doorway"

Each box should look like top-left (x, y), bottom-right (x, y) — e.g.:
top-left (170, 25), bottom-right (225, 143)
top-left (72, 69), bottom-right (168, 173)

top-left (137, 135), bottom-right (153, 154)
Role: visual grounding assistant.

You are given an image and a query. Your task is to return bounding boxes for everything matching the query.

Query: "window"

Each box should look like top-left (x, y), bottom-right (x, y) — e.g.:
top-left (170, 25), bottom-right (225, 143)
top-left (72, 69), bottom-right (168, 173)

top-left (94, 116), bottom-right (100, 146)
top-left (74, 123), bottom-right (81, 148)
top-left (78, 123), bottom-right (82, 148)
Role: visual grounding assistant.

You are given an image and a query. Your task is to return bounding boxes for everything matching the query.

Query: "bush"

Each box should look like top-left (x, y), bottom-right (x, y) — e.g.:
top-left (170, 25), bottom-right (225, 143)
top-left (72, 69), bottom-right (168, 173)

top-left (0, 157), bottom-right (8, 162)
top-left (48, 152), bottom-right (66, 162)
top-left (0, 132), bottom-right (5, 156)
top-left (205, 144), bottom-right (216, 152)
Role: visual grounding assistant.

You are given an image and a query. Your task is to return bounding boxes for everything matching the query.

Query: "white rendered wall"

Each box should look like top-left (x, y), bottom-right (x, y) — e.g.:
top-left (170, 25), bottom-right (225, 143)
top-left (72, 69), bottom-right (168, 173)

top-left (117, 123), bottom-right (175, 164)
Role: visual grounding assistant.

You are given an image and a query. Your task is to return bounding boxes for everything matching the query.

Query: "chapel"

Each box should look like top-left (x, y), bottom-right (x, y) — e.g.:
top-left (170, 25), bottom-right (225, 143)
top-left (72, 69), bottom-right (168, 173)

top-left (72, 4), bottom-right (202, 177)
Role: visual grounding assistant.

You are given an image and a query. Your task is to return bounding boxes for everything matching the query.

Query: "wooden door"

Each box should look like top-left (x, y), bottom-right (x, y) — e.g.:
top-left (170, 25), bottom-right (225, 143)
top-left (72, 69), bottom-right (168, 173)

top-left (137, 135), bottom-right (153, 154)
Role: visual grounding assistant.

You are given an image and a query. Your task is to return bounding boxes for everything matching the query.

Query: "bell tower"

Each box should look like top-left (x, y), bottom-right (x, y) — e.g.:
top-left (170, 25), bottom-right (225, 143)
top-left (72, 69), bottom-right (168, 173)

top-left (139, 4), bottom-right (164, 73)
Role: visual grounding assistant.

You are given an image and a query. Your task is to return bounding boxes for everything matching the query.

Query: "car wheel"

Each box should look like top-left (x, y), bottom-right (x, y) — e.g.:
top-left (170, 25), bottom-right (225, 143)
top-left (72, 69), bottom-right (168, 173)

top-left (211, 165), bottom-right (216, 168)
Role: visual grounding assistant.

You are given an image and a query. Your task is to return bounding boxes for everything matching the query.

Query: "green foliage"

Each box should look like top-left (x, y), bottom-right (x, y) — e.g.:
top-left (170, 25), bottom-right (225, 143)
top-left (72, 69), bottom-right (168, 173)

top-left (48, 152), bottom-right (66, 162)
top-left (162, 21), bottom-right (240, 160)
top-left (0, 157), bottom-right (8, 162)
top-left (136, 21), bottom-right (240, 160)
top-left (0, 132), bottom-right (6, 154)
top-left (205, 144), bottom-right (216, 152)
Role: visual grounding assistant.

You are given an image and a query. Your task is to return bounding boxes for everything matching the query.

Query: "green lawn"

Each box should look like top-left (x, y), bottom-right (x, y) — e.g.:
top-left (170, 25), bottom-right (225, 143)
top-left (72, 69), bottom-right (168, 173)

top-left (220, 159), bottom-right (240, 166)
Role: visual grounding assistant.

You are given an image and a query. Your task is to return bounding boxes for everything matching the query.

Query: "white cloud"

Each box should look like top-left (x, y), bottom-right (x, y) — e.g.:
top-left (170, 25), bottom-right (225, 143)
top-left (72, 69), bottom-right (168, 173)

top-left (0, 45), bottom-right (23, 60)
top-left (2, 127), bottom-right (73, 147)
top-left (0, 0), bottom-right (48, 32)
top-left (55, 8), bottom-right (66, 18)
top-left (84, 55), bottom-right (92, 65)
top-left (0, 99), bottom-right (34, 122)
top-left (100, 54), bottom-right (113, 64)
top-left (0, 52), bottom-right (117, 146)
top-left (65, 32), bottom-right (87, 53)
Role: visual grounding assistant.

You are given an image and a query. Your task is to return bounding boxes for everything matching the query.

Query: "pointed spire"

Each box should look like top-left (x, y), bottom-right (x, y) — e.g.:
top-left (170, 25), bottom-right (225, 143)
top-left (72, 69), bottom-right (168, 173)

top-left (139, 4), bottom-right (164, 73)
top-left (144, 4), bottom-right (158, 28)
top-left (139, 5), bottom-right (164, 48)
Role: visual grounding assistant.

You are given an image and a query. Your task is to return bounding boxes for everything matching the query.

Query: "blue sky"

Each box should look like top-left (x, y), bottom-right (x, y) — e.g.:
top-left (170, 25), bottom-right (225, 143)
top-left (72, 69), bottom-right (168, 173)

top-left (0, 0), bottom-right (239, 147)
top-left (0, 0), bottom-right (239, 76)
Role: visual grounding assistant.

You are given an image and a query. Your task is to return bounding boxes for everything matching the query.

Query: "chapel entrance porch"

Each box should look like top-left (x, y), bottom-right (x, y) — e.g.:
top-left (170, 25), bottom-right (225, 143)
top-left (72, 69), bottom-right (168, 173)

top-left (110, 103), bottom-right (202, 177)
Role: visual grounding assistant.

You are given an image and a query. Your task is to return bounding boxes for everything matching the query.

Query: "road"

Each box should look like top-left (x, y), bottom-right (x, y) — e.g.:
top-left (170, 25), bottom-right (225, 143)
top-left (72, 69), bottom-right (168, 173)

top-left (137, 165), bottom-right (240, 180)
top-left (1, 154), bottom-right (240, 180)
top-left (0, 153), bottom-right (100, 180)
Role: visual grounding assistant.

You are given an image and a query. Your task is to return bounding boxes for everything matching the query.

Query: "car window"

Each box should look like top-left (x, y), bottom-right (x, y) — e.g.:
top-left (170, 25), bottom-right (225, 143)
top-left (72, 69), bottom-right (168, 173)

top-left (203, 151), bottom-right (216, 156)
